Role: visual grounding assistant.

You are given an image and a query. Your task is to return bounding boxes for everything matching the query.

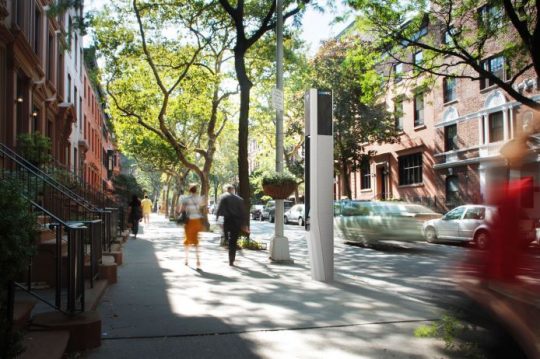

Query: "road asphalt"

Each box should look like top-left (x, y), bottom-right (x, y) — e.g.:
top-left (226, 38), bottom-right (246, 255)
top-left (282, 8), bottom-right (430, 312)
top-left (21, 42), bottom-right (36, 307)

top-left (83, 213), bottom-right (471, 358)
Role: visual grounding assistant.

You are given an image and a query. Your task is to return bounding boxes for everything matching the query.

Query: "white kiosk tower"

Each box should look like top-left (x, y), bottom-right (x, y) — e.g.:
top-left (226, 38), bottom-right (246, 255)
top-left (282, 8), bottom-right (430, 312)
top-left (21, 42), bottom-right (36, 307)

top-left (305, 89), bottom-right (334, 282)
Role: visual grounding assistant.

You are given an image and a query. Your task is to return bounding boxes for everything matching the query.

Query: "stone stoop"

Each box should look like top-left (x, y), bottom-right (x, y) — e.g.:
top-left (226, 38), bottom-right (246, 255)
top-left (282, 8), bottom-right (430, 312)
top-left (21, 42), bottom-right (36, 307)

top-left (99, 255), bottom-right (118, 284)
top-left (120, 229), bottom-right (130, 243)
top-left (30, 237), bottom-right (68, 286)
top-left (85, 279), bottom-right (109, 311)
top-left (19, 330), bottom-right (70, 359)
top-left (31, 311), bottom-right (101, 352)
top-left (103, 250), bottom-right (123, 266)
top-left (13, 300), bottom-right (37, 331)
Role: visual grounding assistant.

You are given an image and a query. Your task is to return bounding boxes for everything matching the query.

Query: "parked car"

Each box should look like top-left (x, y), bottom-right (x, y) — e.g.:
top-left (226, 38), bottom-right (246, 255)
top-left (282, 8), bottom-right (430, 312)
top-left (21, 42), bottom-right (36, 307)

top-left (423, 204), bottom-right (536, 249)
top-left (284, 204), bottom-right (305, 225)
top-left (334, 200), bottom-right (441, 245)
top-left (250, 204), bottom-right (264, 220)
top-left (261, 200), bottom-right (294, 222)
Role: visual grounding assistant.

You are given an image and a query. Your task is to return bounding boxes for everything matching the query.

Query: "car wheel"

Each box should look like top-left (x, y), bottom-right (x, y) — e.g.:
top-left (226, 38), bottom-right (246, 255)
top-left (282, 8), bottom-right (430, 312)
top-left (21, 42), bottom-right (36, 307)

top-left (284, 216), bottom-right (289, 224)
top-left (475, 231), bottom-right (489, 250)
top-left (298, 217), bottom-right (304, 226)
top-left (425, 227), bottom-right (437, 243)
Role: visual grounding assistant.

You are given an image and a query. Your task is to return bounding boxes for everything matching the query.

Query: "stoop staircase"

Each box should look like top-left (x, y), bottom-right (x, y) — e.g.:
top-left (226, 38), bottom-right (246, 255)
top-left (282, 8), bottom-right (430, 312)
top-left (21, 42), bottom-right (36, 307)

top-left (0, 143), bottom-right (128, 357)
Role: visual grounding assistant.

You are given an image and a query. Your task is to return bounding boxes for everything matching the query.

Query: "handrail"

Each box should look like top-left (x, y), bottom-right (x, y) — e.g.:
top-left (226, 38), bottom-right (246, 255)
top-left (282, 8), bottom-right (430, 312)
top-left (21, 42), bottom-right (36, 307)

top-left (0, 143), bottom-right (99, 210)
top-left (0, 144), bottom-right (97, 216)
top-left (10, 197), bottom-right (88, 314)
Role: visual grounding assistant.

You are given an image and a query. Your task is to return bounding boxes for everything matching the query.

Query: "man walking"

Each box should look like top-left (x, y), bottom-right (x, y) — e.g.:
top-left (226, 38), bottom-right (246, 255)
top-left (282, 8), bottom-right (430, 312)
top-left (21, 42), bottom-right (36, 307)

top-left (216, 184), bottom-right (248, 266)
top-left (141, 195), bottom-right (153, 225)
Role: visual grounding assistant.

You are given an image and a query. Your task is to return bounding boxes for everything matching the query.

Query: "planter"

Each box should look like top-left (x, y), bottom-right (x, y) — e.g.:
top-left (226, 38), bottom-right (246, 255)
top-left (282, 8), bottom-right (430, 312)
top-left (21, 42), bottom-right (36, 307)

top-left (263, 182), bottom-right (297, 200)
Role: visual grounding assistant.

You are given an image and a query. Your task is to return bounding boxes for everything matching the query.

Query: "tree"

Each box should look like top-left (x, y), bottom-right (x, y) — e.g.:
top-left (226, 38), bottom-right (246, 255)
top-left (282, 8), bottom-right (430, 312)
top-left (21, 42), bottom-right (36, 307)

top-left (311, 38), bottom-right (398, 199)
top-left (215, 0), bottom-right (312, 218)
top-left (346, 0), bottom-right (540, 110)
top-left (93, 0), bottom-right (234, 203)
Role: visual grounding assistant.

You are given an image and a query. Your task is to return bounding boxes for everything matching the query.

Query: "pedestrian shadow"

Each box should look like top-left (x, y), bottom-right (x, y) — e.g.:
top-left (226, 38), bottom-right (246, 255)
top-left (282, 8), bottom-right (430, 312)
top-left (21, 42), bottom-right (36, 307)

top-left (232, 265), bottom-right (275, 279)
top-left (195, 269), bottom-right (236, 283)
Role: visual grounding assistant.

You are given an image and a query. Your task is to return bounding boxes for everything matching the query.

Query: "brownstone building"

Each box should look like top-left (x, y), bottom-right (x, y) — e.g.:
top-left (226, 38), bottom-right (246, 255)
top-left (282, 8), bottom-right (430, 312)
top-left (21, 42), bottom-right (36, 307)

top-left (338, 8), bottom-right (540, 216)
top-left (0, 0), bottom-right (119, 190)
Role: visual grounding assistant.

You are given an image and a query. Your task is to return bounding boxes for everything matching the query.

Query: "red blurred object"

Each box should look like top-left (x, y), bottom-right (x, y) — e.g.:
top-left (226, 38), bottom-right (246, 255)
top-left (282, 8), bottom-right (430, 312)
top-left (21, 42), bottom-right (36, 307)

top-left (479, 177), bottom-right (533, 283)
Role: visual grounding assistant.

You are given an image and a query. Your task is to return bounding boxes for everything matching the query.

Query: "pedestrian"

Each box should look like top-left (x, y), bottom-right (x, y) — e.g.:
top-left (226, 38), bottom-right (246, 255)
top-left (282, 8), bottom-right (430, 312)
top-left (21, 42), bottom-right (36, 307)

top-left (178, 184), bottom-right (205, 268)
top-left (141, 195), bottom-right (153, 225)
top-left (128, 195), bottom-right (142, 239)
top-left (216, 184), bottom-right (249, 266)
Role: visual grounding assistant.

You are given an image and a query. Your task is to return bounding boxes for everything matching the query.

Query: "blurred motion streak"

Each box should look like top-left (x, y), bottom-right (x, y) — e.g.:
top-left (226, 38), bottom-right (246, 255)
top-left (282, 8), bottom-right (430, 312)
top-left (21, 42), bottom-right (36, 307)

top-left (457, 134), bottom-right (540, 359)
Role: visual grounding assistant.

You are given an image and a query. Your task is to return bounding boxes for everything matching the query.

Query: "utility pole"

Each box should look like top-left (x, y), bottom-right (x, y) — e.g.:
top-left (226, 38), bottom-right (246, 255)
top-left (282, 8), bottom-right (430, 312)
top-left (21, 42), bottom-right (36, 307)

top-left (270, 0), bottom-right (293, 263)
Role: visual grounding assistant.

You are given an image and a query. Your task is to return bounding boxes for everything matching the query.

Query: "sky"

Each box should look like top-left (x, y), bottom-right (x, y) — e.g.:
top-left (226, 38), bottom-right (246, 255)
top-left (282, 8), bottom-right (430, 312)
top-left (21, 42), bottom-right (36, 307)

top-left (83, 0), bottom-right (351, 56)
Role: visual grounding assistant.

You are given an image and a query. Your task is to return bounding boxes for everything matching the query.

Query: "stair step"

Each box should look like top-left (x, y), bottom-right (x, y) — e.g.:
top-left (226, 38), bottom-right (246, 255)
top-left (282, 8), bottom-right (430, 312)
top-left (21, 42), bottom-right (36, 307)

top-left (85, 279), bottom-right (109, 311)
top-left (36, 228), bottom-right (56, 244)
top-left (13, 300), bottom-right (37, 330)
top-left (19, 330), bottom-right (70, 359)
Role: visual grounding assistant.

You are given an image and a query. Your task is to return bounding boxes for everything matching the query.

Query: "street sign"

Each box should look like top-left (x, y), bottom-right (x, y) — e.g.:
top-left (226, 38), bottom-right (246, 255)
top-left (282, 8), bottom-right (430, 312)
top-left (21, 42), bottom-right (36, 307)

top-left (272, 88), bottom-right (284, 111)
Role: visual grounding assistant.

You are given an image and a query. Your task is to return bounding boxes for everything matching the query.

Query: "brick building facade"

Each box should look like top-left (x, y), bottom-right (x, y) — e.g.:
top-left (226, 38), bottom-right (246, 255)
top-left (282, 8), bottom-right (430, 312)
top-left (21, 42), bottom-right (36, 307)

top-left (338, 8), bottom-right (540, 216)
top-left (0, 0), bottom-right (119, 192)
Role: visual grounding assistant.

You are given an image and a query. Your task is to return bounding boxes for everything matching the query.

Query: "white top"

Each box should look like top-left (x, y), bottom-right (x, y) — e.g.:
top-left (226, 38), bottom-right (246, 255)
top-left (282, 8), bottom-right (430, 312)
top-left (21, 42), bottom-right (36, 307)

top-left (182, 195), bottom-right (204, 219)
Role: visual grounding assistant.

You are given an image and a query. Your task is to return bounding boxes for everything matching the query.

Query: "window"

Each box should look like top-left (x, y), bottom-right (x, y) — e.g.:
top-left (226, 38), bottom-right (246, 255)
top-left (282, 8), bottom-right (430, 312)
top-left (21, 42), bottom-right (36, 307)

top-left (47, 33), bottom-right (54, 82)
top-left (395, 98), bottom-right (404, 131)
top-left (394, 63), bottom-right (403, 83)
top-left (413, 50), bottom-right (423, 68)
top-left (57, 51), bottom-right (64, 98)
top-left (360, 161), bottom-right (371, 189)
top-left (67, 75), bottom-right (72, 102)
top-left (74, 34), bottom-right (78, 66)
top-left (412, 25), bottom-right (428, 41)
top-left (489, 111), bottom-right (504, 142)
top-left (79, 97), bottom-right (82, 130)
top-left (480, 55), bottom-right (508, 89)
top-left (442, 26), bottom-right (456, 45)
top-left (443, 77), bottom-right (457, 103)
top-left (399, 153), bottom-right (423, 185)
top-left (464, 207), bottom-right (485, 220)
top-left (34, 9), bottom-right (41, 55)
top-left (414, 91), bottom-right (424, 127)
top-left (478, 4), bottom-right (503, 31)
top-left (74, 148), bottom-right (78, 174)
top-left (444, 206), bottom-right (465, 220)
top-left (445, 124), bottom-right (458, 151)
top-left (68, 17), bottom-right (73, 51)
top-left (16, 0), bottom-right (24, 27)
top-left (446, 176), bottom-right (460, 205)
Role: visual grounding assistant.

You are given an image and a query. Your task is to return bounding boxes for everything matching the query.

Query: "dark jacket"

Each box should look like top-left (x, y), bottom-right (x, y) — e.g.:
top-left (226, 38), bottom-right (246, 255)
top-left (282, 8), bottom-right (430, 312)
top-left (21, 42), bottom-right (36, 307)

top-left (216, 193), bottom-right (246, 228)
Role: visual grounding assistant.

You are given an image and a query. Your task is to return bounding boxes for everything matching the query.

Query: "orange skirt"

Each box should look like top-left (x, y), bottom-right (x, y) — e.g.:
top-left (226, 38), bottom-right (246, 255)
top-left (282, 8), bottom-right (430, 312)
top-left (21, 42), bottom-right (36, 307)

top-left (184, 218), bottom-right (203, 246)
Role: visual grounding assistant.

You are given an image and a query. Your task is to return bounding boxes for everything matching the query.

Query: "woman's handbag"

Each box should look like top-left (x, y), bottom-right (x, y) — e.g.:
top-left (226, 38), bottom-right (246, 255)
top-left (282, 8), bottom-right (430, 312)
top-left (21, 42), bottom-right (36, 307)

top-left (176, 210), bottom-right (188, 225)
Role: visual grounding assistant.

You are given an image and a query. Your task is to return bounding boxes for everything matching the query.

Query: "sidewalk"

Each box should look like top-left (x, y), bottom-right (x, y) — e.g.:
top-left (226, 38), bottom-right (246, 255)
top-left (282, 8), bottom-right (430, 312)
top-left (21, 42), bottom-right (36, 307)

top-left (84, 214), bottom-right (451, 358)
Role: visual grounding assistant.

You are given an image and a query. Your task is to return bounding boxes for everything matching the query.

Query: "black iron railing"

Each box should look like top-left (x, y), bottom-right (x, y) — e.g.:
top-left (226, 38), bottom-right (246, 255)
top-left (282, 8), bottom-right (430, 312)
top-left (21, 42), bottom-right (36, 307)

top-left (0, 143), bottom-right (121, 253)
top-left (14, 201), bottom-right (87, 314)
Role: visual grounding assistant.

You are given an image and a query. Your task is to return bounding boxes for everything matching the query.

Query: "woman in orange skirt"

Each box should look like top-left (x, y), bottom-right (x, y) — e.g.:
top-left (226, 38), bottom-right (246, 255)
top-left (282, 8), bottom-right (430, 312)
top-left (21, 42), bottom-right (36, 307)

top-left (179, 184), bottom-right (205, 268)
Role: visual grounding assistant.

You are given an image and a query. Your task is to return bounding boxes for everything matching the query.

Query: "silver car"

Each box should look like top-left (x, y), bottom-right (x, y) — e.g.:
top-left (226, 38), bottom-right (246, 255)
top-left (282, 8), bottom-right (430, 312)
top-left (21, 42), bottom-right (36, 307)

top-left (423, 205), bottom-right (494, 248)
top-left (334, 200), bottom-right (441, 245)
top-left (284, 204), bottom-right (305, 225)
top-left (423, 204), bottom-right (536, 249)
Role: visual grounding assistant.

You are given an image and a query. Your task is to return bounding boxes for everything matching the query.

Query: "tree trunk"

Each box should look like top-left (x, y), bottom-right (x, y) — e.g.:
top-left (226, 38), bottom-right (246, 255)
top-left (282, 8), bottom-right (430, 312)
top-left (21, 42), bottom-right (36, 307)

top-left (235, 48), bottom-right (252, 224)
top-left (164, 180), bottom-right (171, 216)
top-left (340, 159), bottom-right (352, 199)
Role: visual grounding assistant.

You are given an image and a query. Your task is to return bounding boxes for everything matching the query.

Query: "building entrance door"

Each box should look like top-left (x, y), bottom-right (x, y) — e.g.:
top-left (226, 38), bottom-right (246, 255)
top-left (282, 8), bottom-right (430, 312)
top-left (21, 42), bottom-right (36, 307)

top-left (378, 166), bottom-right (388, 200)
